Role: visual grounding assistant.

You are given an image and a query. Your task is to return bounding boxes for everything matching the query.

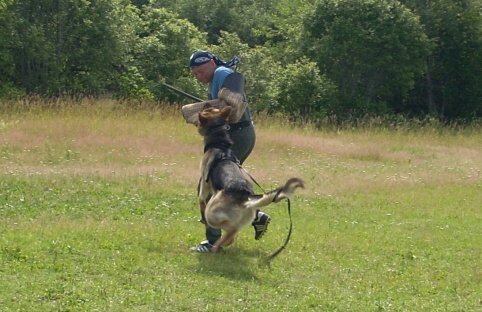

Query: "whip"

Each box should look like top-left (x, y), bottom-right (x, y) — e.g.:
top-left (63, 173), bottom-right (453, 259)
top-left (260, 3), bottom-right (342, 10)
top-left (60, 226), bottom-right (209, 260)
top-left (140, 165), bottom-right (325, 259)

top-left (162, 82), bottom-right (204, 102)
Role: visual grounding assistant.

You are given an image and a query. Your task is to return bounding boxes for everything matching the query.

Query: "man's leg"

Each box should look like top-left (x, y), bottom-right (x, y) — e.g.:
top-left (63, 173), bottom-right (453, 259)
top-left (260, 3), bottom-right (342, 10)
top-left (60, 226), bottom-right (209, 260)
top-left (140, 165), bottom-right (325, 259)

top-left (206, 225), bottom-right (221, 245)
top-left (230, 125), bottom-right (271, 240)
top-left (189, 224), bottom-right (221, 253)
top-left (252, 210), bottom-right (271, 240)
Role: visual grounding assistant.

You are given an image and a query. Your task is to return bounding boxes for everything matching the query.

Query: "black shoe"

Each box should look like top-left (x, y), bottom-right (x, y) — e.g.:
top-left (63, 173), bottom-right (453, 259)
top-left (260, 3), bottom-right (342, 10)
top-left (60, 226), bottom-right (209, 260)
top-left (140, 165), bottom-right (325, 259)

top-left (189, 240), bottom-right (219, 253)
top-left (252, 212), bottom-right (271, 240)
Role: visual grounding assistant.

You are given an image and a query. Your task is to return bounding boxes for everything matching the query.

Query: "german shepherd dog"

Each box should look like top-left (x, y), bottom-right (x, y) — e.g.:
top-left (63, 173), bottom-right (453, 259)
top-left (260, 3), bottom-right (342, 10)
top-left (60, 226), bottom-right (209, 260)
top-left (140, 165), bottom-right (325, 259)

top-left (197, 104), bottom-right (304, 253)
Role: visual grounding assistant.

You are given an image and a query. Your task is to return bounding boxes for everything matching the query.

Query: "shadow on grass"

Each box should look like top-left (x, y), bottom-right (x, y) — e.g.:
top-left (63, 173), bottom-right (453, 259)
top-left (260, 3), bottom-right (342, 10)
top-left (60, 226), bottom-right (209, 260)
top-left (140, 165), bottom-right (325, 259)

top-left (187, 246), bottom-right (273, 281)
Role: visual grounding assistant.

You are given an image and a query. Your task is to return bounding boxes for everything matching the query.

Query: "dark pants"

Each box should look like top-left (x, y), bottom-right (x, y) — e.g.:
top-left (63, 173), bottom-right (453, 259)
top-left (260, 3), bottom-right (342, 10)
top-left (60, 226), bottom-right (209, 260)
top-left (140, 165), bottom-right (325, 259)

top-left (203, 124), bottom-right (256, 244)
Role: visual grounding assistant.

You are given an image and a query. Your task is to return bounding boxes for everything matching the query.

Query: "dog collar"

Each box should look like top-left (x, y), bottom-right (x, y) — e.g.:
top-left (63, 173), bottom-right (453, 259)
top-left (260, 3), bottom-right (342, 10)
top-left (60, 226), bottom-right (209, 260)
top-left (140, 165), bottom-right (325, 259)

top-left (206, 124), bottom-right (230, 136)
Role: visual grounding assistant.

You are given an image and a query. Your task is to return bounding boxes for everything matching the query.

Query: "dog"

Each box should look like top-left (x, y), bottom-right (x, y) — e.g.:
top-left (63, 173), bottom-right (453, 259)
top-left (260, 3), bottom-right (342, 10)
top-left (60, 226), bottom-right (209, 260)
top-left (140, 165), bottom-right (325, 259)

top-left (197, 104), bottom-right (304, 253)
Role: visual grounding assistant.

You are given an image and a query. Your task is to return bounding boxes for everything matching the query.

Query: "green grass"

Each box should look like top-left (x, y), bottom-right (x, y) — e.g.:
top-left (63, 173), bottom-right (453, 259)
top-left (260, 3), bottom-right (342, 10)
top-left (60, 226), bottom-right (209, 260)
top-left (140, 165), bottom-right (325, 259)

top-left (1, 99), bottom-right (481, 311)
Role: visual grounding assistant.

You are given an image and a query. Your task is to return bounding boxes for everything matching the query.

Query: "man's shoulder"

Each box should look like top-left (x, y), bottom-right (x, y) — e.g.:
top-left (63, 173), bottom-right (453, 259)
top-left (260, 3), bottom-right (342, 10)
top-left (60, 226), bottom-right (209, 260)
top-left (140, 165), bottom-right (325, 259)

top-left (214, 66), bottom-right (234, 79)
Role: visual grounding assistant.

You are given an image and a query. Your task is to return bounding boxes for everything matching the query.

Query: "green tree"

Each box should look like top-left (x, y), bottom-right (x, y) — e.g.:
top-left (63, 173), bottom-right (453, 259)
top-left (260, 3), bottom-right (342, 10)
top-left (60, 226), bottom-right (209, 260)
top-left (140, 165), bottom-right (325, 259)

top-left (126, 6), bottom-right (207, 101)
top-left (253, 0), bottom-right (313, 65)
top-left (153, 0), bottom-right (279, 47)
top-left (401, 0), bottom-right (482, 119)
top-left (0, 0), bottom-right (20, 97)
top-left (303, 0), bottom-right (432, 115)
top-left (0, 0), bottom-right (12, 10)
top-left (270, 58), bottom-right (338, 120)
top-left (1, 0), bottom-right (139, 96)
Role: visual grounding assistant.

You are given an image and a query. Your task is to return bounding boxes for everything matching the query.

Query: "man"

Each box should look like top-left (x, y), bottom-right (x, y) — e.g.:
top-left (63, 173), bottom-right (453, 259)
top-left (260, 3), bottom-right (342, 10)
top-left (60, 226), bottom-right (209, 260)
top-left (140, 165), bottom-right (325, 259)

top-left (187, 50), bottom-right (271, 252)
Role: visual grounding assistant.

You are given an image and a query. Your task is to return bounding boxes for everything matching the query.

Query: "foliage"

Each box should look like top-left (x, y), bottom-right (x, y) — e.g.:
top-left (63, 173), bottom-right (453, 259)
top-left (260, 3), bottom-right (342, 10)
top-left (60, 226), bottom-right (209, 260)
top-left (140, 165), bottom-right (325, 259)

top-left (122, 6), bottom-right (206, 101)
top-left (269, 58), bottom-right (338, 120)
top-left (114, 66), bottom-right (155, 101)
top-left (155, 0), bottom-right (280, 47)
top-left (0, 0), bottom-right (12, 10)
top-left (0, 0), bottom-right (481, 120)
top-left (401, 0), bottom-right (482, 119)
top-left (302, 0), bottom-right (432, 116)
top-left (0, 0), bottom-right (139, 96)
top-left (0, 1), bottom-right (14, 96)
top-left (252, 0), bottom-right (311, 64)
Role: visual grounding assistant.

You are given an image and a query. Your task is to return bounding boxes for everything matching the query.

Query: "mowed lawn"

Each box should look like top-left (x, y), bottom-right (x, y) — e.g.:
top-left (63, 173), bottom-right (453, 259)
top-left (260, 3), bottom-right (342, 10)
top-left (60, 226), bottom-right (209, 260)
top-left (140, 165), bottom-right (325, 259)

top-left (1, 99), bottom-right (481, 311)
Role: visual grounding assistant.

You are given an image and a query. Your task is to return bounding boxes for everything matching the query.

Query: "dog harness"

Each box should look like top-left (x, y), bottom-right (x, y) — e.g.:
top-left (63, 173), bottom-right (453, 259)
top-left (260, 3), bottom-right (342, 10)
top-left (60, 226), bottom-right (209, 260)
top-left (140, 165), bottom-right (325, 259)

top-left (204, 143), bottom-right (239, 182)
top-left (203, 142), bottom-right (239, 183)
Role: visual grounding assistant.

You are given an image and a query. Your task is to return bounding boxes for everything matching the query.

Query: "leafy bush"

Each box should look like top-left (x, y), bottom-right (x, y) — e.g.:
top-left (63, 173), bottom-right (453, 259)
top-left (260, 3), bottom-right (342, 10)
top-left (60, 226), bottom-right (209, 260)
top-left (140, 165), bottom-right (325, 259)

top-left (269, 58), bottom-right (338, 121)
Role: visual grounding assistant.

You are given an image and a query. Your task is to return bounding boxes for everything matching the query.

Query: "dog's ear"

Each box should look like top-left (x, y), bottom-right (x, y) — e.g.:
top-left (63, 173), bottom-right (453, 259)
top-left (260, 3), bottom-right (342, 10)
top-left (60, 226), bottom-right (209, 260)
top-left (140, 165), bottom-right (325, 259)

top-left (198, 110), bottom-right (209, 125)
top-left (220, 106), bottom-right (232, 121)
top-left (202, 103), bottom-right (213, 110)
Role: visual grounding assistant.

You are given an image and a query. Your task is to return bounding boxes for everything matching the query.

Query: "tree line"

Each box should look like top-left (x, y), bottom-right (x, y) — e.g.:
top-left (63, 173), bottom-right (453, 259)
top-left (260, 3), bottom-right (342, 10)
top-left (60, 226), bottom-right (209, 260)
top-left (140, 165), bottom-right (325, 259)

top-left (1, 0), bottom-right (481, 121)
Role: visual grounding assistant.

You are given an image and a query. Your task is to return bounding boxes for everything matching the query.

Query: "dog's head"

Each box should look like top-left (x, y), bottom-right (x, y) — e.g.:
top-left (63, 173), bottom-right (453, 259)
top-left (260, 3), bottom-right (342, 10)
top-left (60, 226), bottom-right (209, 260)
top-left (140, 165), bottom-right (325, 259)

top-left (197, 104), bottom-right (232, 136)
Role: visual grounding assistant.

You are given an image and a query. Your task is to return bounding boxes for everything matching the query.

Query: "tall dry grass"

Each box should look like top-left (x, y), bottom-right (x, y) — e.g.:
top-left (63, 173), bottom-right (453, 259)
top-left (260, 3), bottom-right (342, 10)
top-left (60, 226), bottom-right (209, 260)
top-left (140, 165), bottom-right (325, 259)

top-left (1, 97), bottom-right (481, 197)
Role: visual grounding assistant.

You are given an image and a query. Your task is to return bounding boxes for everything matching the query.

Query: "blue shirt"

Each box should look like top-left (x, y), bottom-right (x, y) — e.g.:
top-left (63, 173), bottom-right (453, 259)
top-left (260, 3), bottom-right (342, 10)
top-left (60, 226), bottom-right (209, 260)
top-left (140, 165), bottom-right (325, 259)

top-left (208, 66), bottom-right (234, 99)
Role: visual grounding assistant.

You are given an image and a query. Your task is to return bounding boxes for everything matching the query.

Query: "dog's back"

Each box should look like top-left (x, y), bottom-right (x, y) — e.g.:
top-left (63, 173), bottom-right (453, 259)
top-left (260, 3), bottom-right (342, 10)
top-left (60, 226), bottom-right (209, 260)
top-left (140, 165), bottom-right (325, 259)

top-left (210, 158), bottom-right (253, 197)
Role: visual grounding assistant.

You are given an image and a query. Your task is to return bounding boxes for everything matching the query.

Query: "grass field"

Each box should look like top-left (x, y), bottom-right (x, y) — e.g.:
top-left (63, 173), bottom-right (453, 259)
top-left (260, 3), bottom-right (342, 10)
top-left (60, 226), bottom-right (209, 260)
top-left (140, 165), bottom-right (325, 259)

top-left (1, 99), bottom-right (481, 311)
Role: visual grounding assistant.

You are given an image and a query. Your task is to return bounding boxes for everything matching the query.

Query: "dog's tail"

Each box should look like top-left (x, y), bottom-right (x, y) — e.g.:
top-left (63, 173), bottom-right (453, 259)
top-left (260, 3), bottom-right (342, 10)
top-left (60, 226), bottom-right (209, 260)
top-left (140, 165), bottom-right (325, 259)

top-left (246, 177), bottom-right (304, 209)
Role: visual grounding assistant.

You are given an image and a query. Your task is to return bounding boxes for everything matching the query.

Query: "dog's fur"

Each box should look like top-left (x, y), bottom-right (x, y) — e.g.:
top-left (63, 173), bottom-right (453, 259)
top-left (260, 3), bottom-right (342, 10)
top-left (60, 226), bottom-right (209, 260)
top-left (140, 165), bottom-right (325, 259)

top-left (197, 105), bottom-right (304, 252)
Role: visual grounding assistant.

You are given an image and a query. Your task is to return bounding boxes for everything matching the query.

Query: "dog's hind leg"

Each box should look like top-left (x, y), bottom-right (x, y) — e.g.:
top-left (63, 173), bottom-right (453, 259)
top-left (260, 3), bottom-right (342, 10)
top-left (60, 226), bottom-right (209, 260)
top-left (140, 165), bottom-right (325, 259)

top-left (212, 228), bottom-right (238, 253)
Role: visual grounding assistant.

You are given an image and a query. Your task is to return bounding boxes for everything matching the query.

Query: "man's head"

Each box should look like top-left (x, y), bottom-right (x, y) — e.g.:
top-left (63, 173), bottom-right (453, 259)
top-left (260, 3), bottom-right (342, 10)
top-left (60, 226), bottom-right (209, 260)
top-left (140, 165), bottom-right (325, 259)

top-left (190, 50), bottom-right (217, 84)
